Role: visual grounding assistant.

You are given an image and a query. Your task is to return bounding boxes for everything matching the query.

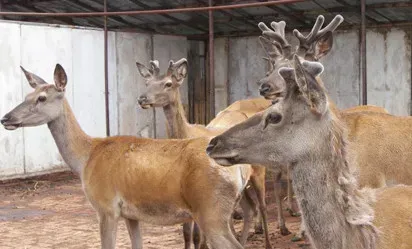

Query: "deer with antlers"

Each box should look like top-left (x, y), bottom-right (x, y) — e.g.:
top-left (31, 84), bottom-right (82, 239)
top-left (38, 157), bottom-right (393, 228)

top-left (206, 55), bottom-right (412, 249)
top-left (256, 14), bottom-right (396, 239)
top-left (1, 64), bottom-right (254, 249)
top-left (136, 58), bottom-right (273, 248)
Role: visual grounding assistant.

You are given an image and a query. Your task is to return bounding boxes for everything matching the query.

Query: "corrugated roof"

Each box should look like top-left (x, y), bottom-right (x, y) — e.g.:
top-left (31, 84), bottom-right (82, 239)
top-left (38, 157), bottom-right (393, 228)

top-left (1, 0), bottom-right (411, 38)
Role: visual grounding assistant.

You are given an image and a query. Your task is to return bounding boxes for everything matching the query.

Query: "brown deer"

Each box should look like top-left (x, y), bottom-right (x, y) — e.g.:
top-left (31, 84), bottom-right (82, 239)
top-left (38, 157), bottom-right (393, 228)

top-left (1, 64), bottom-right (252, 249)
top-left (136, 58), bottom-right (274, 248)
top-left (206, 56), bottom-right (412, 249)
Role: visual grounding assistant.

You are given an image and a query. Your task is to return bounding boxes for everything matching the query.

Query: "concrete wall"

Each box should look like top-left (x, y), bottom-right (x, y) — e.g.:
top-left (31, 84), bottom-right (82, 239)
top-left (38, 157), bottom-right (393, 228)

top-left (0, 21), bottom-right (188, 179)
top-left (215, 28), bottom-right (412, 116)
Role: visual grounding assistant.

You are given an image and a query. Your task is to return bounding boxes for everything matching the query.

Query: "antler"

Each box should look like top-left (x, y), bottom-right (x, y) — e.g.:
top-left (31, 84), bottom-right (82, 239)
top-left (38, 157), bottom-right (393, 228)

top-left (293, 15), bottom-right (344, 57)
top-left (149, 60), bottom-right (160, 76)
top-left (258, 20), bottom-right (292, 59)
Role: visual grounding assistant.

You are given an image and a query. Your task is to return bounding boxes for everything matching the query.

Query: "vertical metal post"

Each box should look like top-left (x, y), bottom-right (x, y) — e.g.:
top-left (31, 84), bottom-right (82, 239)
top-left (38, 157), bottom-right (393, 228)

top-left (360, 0), bottom-right (367, 105)
top-left (208, 0), bottom-right (215, 120)
top-left (104, 0), bottom-right (110, 136)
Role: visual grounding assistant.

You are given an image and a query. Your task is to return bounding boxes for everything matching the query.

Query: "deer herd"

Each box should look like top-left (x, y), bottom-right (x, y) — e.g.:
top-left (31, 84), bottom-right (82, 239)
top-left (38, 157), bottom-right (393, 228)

top-left (1, 14), bottom-right (412, 249)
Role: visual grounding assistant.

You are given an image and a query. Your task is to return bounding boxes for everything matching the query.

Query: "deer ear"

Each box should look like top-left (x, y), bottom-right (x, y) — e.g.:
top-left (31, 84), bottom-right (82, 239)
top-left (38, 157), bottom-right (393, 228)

top-left (136, 62), bottom-right (153, 79)
top-left (293, 55), bottom-right (327, 115)
top-left (54, 64), bottom-right (67, 91)
top-left (20, 66), bottom-right (48, 89)
top-left (168, 58), bottom-right (188, 84)
top-left (313, 31), bottom-right (333, 60)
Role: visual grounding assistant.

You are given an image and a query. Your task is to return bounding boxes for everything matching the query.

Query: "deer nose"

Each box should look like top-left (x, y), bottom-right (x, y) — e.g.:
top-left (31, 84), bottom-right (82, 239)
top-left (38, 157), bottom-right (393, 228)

top-left (1, 114), bottom-right (10, 125)
top-left (206, 137), bottom-right (218, 155)
top-left (137, 95), bottom-right (148, 105)
top-left (259, 83), bottom-right (272, 96)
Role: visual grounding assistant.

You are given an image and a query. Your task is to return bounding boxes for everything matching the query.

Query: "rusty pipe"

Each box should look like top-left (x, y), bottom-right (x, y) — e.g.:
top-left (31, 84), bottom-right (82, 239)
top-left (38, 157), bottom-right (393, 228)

top-left (360, 0), bottom-right (367, 105)
top-left (208, 0), bottom-right (215, 121)
top-left (104, 0), bottom-right (110, 136)
top-left (0, 0), bottom-right (306, 17)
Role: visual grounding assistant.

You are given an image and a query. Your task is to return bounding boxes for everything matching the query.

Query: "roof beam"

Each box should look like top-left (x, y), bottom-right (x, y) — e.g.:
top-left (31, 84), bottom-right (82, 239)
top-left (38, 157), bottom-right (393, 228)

top-left (128, 0), bottom-right (208, 33)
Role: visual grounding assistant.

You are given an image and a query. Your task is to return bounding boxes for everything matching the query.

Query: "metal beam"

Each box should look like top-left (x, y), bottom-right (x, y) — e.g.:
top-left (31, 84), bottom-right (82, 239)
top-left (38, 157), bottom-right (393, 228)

top-left (0, 0), bottom-right (307, 17)
top-left (128, 0), bottom-right (208, 33)
top-left (103, 0), bottom-right (110, 136)
top-left (360, 0), bottom-right (367, 105)
top-left (208, 0), bottom-right (215, 120)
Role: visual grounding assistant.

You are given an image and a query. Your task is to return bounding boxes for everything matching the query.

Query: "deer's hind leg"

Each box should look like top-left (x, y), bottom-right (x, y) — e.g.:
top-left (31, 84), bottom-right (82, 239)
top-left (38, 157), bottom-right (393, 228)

top-left (125, 219), bottom-right (142, 249)
top-left (274, 171), bottom-right (291, 236)
top-left (98, 212), bottom-right (118, 249)
top-left (249, 166), bottom-right (272, 249)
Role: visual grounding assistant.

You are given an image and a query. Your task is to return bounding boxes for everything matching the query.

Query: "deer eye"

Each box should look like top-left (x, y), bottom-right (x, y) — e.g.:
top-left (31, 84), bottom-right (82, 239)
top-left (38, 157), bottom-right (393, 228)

top-left (264, 112), bottom-right (282, 129)
top-left (165, 82), bottom-right (173, 88)
top-left (38, 95), bottom-right (47, 102)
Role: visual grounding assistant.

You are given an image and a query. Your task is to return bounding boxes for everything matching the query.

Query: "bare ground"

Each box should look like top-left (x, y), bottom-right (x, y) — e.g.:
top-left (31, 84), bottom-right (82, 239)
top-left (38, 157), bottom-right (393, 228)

top-left (0, 172), bottom-right (311, 249)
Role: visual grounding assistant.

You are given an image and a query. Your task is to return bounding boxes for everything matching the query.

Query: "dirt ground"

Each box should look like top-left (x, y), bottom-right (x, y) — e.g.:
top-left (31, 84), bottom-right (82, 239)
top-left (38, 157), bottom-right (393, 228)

top-left (0, 172), bottom-right (311, 249)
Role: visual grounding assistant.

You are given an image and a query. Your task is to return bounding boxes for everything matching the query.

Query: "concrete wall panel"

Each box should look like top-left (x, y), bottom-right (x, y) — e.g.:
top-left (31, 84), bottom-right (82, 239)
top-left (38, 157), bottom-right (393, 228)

top-left (367, 29), bottom-right (411, 115)
top-left (228, 36), bottom-right (266, 103)
top-left (72, 29), bottom-right (106, 137)
top-left (0, 23), bottom-right (25, 178)
top-left (20, 25), bottom-right (73, 174)
top-left (320, 30), bottom-right (360, 109)
top-left (214, 38), bottom-right (229, 114)
top-left (116, 32), bottom-right (154, 138)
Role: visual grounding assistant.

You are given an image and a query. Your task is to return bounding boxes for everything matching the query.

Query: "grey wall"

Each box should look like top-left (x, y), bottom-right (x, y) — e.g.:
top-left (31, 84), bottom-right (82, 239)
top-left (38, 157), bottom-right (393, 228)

top-left (0, 21), bottom-right (188, 179)
top-left (214, 28), bottom-right (412, 116)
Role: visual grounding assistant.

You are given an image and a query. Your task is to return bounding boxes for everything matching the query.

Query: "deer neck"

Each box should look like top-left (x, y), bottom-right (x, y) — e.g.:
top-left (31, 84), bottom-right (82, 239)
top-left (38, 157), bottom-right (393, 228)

top-left (47, 99), bottom-right (94, 176)
top-left (290, 115), bottom-right (377, 249)
top-left (163, 90), bottom-right (190, 139)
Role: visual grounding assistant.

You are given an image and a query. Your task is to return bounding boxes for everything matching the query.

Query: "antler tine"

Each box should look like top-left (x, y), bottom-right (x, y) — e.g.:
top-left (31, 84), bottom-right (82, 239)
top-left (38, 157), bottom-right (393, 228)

top-left (293, 15), bottom-right (325, 47)
top-left (259, 21), bottom-right (289, 48)
top-left (294, 15), bottom-right (344, 54)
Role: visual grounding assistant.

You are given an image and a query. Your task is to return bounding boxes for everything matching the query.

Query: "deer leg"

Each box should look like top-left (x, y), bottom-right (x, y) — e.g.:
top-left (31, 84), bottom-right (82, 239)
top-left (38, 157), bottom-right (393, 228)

top-left (292, 219), bottom-right (306, 242)
top-left (193, 222), bottom-right (208, 249)
top-left (250, 169), bottom-right (272, 249)
top-left (238, 191), bottom-right (254, 246)
top-left (125, 219), bottom-right (142, 249)
top-left (201, 220), bottom-right (243, 249)
top-left (285, 167), bottom-right (300, 217)
top-left (274, 172), bottom-right (291, 236)
top-left (183, 222), bottom-right (193, 249)
top-left (98, 213), bottom-right (118, 249)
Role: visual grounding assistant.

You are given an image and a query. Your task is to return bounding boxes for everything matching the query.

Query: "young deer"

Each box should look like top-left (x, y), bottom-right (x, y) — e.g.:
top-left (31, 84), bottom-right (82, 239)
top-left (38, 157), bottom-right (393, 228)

top-left (206, 56), bottom-right (412, 249)
top-left (136, 59), bottom-right (274, 248)
top-left (1, 64), bottom-right (251, 249)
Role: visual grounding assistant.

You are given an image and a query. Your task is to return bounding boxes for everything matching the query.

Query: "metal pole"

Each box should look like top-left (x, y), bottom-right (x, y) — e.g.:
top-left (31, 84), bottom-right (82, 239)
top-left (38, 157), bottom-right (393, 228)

top-left (0, 0), bottom-right (305, 17)
top-left (104, 0), bottom-right (110, 136)
top-left (360, 0), bottom-right (367, 105)
top-left (208, 0), bottom-right (215, 121)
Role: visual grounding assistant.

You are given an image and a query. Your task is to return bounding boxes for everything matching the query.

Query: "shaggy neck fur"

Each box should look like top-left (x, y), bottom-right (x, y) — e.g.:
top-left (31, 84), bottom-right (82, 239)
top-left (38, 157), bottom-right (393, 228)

top-left (48, 100), bottom-right (94, 176)
top-left (163, 90), bottom-right (190, 139)
top-left (290, 109), bottom-right (378, 249)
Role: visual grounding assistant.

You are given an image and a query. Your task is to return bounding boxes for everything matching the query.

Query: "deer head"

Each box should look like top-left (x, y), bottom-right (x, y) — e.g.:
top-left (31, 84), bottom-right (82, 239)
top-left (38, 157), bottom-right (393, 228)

top-left (207, 56), bottom-right (329, 167)
top-left (257, 15), bottom-right (343, 100)
top-left (136, 58), bottom-right (188, 109)
top-left (1, 64), bottom-right (68, 130)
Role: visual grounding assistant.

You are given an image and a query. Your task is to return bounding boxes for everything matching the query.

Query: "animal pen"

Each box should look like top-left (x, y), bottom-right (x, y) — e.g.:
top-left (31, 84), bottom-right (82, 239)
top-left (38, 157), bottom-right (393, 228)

top-left (0, 0), bottom-right (411, 248)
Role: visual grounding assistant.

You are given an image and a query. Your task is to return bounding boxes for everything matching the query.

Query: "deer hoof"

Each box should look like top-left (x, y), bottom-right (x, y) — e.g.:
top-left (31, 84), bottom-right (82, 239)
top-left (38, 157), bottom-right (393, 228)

top-left (254, 224), bottom-right (264, 234)
top-left (280, 226), bottom-right (291, 236)
top-left (291, 233), bottom-right (304, 242)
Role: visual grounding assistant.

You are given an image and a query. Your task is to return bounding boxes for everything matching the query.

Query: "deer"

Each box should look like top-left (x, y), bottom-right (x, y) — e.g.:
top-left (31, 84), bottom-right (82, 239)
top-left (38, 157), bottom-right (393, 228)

top-left (136, 58), bottom-right (274, 249)
top-left (206, 55), bottom-right (412, 249)
top-left (255, 14), bottom-right (394, 240)
top-left (1, 64), bottom-right (253, 249)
